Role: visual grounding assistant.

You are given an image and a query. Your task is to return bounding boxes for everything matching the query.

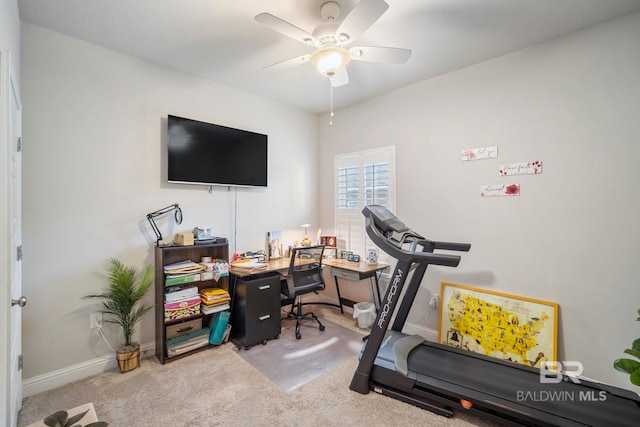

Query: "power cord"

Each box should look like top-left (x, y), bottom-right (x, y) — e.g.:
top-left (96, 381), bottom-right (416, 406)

top-left (97, 323), bottom-right (116, 353)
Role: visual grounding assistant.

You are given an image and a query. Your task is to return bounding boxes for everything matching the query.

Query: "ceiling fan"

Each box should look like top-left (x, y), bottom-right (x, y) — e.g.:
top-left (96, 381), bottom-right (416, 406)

top-left (255, 0), bottom-right (412, 88)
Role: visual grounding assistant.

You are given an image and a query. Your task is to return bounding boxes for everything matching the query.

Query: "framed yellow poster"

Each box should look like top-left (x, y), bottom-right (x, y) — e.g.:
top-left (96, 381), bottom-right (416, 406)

top-left (439, 282), bottom-right (558, 367)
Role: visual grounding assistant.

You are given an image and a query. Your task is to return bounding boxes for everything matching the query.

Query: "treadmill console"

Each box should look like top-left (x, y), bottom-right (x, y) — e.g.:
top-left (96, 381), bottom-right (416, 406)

top-left (362, 205), bottom-right (408, 234)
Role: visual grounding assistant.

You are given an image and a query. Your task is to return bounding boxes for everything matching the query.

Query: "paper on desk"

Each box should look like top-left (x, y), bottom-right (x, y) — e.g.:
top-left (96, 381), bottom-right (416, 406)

top-left (231, 261), bottom-right (268, 269)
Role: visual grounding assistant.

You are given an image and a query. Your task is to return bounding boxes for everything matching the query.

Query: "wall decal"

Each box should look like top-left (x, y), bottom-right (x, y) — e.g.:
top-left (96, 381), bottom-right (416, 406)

top-left (480, 183), bottom-right (520, 197)
top-left (461, 146), bottom-right (498, 161)
top-left (499, 161), bottom-right (542, 176)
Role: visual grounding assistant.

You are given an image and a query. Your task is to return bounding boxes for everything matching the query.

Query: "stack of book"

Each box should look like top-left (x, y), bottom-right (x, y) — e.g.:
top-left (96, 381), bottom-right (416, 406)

top-left (163, 261), bottom-right (205, 323)
top-left (166, 327), bottom-right (210, 358)
top-left (199, 287), bottom-right (231, 315)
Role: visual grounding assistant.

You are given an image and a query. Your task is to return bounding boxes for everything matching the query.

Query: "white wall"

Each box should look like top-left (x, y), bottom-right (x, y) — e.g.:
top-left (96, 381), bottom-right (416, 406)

top-left (0, 0), bottom-right (20, 80)
top-left (318, 11), bottom-right (640, 390)
top-left (20, 23), bottom-right (319, 384)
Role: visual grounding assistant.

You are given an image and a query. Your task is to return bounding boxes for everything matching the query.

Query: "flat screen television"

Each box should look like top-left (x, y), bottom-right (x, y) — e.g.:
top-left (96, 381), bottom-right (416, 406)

top-left (167, 115), bottom-right (268, 187)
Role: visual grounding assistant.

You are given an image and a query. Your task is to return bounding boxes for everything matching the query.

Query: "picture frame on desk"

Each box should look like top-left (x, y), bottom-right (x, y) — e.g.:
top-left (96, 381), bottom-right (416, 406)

top-left (267, 230), bottom-right (283, 260)
top-left (340, 250), bottom-right (352, 260)
top-left (320, 235), bottom-right (336, 247)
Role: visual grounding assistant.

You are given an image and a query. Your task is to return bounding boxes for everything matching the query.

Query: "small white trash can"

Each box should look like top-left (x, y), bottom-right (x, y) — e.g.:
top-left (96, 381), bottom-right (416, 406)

top-left (353, 302), bottom-right (376, 329)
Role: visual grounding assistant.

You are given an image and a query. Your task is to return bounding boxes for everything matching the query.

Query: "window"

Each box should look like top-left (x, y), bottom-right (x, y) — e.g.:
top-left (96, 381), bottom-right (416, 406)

top-left (334, 146), bottom-right (396, 261)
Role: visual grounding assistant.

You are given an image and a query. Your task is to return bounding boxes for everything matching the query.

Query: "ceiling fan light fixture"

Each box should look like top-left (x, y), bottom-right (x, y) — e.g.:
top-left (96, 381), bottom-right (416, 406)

top-left (310, 46), bottom-right (351, 76)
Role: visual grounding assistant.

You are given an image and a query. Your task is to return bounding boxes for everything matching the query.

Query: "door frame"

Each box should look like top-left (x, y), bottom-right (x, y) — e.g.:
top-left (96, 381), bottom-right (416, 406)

top-left (1, 48), bottom-right (23, 427)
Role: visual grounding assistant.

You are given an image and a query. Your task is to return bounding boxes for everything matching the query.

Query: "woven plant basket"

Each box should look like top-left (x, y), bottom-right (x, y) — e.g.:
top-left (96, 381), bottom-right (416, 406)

top-left (116, 344), bottom-right (140, 373)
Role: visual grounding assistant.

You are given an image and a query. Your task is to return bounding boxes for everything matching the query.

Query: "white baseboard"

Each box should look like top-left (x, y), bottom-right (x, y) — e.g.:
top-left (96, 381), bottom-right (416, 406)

top-left (23, 316), bottom-right (436, 398)
top-left (402, 322), bottom-right (439, 342)
top-left (22, 342), bottom-right (155, 398)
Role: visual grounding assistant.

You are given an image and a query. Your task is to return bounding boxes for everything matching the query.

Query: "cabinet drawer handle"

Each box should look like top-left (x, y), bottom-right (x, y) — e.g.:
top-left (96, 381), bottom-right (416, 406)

top-left (177, 326), bottom-right (193, 333)
top-left (258, 285), bottom-right (271, 290)
top-left (258, 314), bottom-right (271, 321)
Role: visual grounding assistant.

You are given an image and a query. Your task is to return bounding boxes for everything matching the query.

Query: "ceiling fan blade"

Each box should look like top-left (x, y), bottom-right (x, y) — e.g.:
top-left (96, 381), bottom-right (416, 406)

top-left (263, 54), bottom-right (312, 71)
top-left (255, 13), bottom-right (320, 47)
top-left (330, 70), bottom-right (349, 87)
top-left (350, 46), bottom-right (412, 64)
top-left (335, 0), bottom-right (389, 45)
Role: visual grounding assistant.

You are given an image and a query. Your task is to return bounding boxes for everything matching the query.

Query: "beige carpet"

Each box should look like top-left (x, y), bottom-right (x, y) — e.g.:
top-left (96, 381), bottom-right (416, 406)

top-left (17, 308), bottom-right (500, 427)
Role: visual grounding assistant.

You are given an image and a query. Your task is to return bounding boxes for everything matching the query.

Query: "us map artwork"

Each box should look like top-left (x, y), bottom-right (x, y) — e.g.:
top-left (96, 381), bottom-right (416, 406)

top-left (439, 283), bottom-right (558, 367)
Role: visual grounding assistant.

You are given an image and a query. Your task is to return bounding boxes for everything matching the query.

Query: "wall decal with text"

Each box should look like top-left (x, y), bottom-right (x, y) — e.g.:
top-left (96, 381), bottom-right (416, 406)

top-left (499, 161), bottom-right (542, 176)
top-left (481, 184), bottom-right (520, 197)
top-left (461, 146), bottom-right (498, 161)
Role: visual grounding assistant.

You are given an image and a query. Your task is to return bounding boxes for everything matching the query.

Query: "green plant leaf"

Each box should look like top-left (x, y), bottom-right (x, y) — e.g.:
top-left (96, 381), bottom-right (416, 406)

top-left (624, 348), bottom-right (640, 360)
top-left (85, 423), bottom-right (109, 427)
top-left (633, 338), bottom-right (640, 351)
top-left (631, 368), bottom-right (640, 386)
top-left (65, 409), bottom-right (89, 426)
top-left (43, 411), bottom-right (68, 427)
top-left (614, 358), bottom-right (640, 374)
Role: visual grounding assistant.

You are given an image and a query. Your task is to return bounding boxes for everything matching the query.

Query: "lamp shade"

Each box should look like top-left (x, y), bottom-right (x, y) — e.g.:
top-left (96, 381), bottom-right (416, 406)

top-left (310, 47), bottom-right (351, 76)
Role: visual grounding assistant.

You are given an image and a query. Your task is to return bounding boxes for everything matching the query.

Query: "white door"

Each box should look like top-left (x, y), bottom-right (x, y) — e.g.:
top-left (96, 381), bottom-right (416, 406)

top-left (1, 50), bottom-right (23, 427)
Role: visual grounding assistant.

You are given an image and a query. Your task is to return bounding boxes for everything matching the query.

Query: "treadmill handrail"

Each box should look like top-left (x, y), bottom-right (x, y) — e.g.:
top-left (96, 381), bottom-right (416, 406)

top-left (365, 216), bottom-right (462, 267)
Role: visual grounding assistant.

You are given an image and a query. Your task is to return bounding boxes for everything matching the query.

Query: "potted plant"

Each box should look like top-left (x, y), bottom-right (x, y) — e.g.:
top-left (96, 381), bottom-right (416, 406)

top-left (613, 308), bottom-right (640, 386)
top-left (43, 408), bottom-right (107, 427)
top-left (85, 258), bottom-right (154, 373)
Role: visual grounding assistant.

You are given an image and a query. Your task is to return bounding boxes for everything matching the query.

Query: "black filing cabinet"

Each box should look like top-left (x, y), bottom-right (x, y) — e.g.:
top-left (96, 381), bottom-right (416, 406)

top-left (229, 273), bottom-right (281, 350)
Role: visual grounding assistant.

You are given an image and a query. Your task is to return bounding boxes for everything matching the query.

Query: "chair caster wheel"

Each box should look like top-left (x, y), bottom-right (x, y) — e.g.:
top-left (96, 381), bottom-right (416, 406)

top-left (319, 325), bottom-right (325, 331)
top-left (274, 334), bottom-right (280, 339)
top-left (262, 340), bottom-right (268, 345)
top-left (296, 332), bottom-right (301, 340)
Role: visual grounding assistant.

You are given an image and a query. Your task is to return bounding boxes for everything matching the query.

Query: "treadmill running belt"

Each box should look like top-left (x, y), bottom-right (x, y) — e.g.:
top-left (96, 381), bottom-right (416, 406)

top-left (408, 342), bottom-right (640, 427)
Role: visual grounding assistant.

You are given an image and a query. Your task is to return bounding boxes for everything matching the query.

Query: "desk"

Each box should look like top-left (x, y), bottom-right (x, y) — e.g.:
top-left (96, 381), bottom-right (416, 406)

top-left (230, 258), bottom-right (388, 314)
top-left (322, 259), bottom-right (389, 310)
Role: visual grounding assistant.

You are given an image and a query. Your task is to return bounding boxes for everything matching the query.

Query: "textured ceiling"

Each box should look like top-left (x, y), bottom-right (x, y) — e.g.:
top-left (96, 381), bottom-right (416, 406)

top-left (18, 0), bottom-right (640, 114)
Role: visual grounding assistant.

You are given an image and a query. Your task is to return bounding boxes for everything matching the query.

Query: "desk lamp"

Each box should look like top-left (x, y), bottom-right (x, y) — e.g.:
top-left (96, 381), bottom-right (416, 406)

top-left (300, 223), bottom-right (312, 247)
top-left (146, 203), bottom-right (183, 246)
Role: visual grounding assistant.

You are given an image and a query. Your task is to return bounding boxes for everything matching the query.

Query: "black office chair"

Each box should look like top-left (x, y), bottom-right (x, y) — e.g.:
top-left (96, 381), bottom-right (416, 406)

top-left (281, 245), bottom-right (326, 340)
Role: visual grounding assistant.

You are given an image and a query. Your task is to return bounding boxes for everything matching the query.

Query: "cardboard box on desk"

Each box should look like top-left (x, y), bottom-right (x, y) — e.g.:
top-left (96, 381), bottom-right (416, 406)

top-left (175, 232), bottom-right (194, 246)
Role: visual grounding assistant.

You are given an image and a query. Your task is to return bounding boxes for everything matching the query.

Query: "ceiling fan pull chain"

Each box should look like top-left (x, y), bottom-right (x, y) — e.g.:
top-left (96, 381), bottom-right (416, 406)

top-left (329, 82), bottom-right (334, 126)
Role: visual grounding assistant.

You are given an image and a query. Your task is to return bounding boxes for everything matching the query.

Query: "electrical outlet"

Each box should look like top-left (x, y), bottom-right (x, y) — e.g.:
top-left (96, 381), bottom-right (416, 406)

top-left (90, 312), bottom-right (102, 329)
top-left (429, 294), bottom-right (439, 309)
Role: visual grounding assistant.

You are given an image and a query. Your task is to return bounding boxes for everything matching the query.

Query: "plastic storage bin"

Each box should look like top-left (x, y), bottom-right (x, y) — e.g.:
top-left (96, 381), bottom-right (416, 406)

top-left (353, 302), bottom-right (376, 329)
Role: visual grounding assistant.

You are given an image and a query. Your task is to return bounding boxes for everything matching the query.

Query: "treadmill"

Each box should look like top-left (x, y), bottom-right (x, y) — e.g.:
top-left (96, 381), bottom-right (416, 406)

top-left (350, 205), bottom-right (640, 426)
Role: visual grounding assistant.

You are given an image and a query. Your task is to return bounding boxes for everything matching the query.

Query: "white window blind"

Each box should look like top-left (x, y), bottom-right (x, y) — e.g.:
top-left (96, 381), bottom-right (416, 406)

top-left (334, 146), bottom-right (396, 262)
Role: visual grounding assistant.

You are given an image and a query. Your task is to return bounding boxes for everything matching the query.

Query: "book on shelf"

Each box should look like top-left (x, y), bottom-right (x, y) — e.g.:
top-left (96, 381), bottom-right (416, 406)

top-left (163, 260), bottom-right (204, 275)
top-left (201, 302), bottom-right (230, 315)
top-left (209, 311), bottom-right (231, 345)
top-left (164, 297), bottom-right (201, 323)
top-left (165, 285), bottom-right (199, 302)
top-left (166, 327), bottom-right (211, 358)
top-left (165, 273), bottom-right (201, 287)
top-left (200, 287), bottom-right (229, 298)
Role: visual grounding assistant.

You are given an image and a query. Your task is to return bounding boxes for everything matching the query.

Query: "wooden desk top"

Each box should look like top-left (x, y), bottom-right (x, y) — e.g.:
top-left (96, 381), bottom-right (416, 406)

top-left (230, 257), bottom-right (389, 278)
top-left (229, 258), bottom-right (291, 278)
top-left (322, 258), bottom-right (389, 273)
